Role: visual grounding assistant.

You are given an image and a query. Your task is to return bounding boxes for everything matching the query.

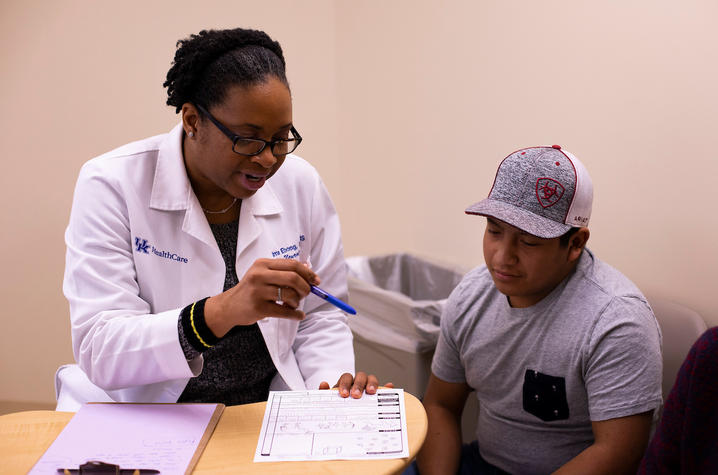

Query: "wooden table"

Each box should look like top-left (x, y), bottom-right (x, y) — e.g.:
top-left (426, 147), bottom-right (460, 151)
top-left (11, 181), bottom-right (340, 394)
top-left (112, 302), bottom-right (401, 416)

top-left (0, 392), bottom-right (427, 474)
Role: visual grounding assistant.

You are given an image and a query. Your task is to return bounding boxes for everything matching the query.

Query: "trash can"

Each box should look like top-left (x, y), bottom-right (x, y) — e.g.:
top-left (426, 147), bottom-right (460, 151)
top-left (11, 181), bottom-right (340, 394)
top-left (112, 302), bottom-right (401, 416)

top-left (346, 253), bottom-right (479, 442)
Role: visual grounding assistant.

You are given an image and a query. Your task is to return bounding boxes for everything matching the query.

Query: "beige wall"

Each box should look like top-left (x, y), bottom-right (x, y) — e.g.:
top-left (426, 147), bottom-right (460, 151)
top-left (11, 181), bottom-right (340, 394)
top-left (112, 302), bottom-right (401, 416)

top-left (334, 1), bottom-right (718, 322)
top-left (1, 0), bottom-right (716, 404)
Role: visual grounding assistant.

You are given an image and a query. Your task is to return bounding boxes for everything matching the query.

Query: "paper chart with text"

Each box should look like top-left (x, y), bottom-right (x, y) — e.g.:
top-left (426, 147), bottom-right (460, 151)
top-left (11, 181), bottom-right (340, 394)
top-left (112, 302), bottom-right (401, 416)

top-left (254, 388), bottom-right (409, 461)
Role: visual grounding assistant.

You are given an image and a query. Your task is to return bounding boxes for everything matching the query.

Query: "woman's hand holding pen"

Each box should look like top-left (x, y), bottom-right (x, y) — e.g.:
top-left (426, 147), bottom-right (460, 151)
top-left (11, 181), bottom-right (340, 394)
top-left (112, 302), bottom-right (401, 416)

top-left (204, 258), bottom-right (319, 338)
top-left (319, 372), bottom-right (395, 398)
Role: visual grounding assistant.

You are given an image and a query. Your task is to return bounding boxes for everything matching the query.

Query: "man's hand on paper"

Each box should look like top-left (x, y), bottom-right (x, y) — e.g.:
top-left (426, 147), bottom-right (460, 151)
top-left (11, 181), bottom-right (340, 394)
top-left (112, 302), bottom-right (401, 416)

top-left (319, 371), bottom-right (394, 398)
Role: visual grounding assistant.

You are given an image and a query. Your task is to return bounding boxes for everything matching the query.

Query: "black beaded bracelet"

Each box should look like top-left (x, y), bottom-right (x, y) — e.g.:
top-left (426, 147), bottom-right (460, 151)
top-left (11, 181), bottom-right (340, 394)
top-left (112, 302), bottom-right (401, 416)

top-left (180, 297), bottom-right (220, 352)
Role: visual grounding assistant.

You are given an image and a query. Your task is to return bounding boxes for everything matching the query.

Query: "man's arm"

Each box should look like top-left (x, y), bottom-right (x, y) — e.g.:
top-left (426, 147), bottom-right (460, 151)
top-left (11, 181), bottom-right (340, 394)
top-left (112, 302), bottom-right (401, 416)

top-left (416, 373), bottom-right (472, 475)
top-left (553, 410), bottom-right (653, 475)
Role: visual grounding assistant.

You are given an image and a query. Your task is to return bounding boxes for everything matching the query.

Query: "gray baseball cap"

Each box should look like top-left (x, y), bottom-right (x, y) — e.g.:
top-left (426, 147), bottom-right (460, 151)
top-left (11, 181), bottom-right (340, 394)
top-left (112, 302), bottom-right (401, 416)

top-left (466, 145), bottom-right (593, 239)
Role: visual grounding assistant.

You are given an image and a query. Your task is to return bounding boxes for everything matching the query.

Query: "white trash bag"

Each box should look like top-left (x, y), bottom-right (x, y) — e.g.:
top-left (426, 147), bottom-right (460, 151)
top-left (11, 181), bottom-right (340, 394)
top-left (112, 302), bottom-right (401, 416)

top-left (346, 253), bottom-right (466, 353)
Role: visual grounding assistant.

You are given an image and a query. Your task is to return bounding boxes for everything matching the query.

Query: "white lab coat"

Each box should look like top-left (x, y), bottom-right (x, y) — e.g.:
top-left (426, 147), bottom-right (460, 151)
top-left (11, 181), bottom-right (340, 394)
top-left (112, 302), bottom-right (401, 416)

top-left (56, 123), bottom-right (354, 411)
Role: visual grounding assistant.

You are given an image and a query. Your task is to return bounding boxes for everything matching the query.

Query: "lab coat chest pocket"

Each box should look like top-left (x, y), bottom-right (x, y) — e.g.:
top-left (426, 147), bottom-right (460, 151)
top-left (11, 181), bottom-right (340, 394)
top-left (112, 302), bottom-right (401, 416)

top-left (258, 318), bottom-right (298, 359)
top-left (277, 318), bottom-right (299, 356)
top-left (279, 320), bottom-right (299, 355)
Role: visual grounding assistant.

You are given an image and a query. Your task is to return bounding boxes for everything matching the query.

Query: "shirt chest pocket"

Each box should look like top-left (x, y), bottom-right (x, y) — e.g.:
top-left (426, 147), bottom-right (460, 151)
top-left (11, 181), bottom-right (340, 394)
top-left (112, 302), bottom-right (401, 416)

top-left (522, 369), bottom-right (569, 421)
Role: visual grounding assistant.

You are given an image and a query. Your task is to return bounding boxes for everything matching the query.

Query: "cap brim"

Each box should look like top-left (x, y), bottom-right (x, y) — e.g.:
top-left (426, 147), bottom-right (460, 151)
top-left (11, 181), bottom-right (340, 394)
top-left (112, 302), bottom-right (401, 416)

top-left (465, 199), bottom-right (571, 239)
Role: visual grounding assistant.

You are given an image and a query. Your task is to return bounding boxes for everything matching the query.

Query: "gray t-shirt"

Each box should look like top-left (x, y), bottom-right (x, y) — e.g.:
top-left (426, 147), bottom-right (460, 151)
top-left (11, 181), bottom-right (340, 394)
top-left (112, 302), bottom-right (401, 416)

top-left (432, 249), bottom-right (662, 474)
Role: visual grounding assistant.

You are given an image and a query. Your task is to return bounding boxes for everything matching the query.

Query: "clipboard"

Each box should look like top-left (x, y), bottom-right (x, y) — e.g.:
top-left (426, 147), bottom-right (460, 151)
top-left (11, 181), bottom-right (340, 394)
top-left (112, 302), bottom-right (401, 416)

top-left (29, 403), bottom-right (225, 475)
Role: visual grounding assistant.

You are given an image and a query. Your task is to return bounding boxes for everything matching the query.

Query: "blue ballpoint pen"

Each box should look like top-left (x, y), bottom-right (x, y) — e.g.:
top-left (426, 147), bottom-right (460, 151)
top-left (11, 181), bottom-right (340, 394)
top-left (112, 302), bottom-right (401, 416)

top-left (310, 285), bottom-right (357, 315)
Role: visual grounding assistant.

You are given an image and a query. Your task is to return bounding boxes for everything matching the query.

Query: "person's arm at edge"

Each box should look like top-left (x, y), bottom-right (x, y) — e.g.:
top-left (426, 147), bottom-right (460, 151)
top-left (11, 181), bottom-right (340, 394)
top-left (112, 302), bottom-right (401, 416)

top-left (417, 373), bottom-right (472, 475)
top-left (553, 410), bottom-right (653, 475)
top-left (638, 329), bottom-right (708, 473)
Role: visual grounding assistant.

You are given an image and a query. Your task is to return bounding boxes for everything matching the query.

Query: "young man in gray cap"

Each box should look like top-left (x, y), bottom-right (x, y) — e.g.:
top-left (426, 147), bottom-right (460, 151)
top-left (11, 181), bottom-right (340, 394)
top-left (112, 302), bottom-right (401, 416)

top-left (413, 146), bottom-right (662, 474)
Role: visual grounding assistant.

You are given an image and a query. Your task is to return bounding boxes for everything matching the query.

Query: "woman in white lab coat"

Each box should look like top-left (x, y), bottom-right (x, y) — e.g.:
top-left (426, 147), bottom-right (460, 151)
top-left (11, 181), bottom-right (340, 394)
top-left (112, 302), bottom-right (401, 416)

top-left (56, 27), bottom-right (379, 411)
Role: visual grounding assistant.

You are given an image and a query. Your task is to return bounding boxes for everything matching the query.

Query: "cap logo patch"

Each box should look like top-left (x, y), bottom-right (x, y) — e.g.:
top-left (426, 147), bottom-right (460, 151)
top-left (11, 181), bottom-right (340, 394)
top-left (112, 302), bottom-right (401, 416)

top-left (536, 178), bottom-right (565, 208)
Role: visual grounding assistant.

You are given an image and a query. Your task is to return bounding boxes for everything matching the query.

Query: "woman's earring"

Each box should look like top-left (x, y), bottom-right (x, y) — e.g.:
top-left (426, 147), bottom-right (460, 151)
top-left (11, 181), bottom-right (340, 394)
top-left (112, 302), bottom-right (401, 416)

top-left (188, 131), bottom-right (195, 138)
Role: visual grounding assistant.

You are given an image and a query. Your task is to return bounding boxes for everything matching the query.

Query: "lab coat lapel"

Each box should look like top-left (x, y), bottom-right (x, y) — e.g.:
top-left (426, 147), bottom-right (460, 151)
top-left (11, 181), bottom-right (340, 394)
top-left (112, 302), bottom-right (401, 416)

top-left (235, 181), bottom-right (282, 260)
top-left (149, 123), bottom-right (216, 248)
top-left (181, 192), bottom-right (218, 247)
top-left (238, 182), bottom-right (283, 359)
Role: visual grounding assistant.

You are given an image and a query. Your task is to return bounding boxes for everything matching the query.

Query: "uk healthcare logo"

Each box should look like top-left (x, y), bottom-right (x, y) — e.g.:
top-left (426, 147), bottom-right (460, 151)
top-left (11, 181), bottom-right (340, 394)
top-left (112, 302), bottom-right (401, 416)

top-left (135, 237), bottom-right (150, 253)
top-left (134, 236), bottom-right (189, 263)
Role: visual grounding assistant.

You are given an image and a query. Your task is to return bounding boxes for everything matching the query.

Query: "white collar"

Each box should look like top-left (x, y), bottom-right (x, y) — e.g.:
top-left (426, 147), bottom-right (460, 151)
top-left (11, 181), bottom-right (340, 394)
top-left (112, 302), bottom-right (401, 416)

top-left (149, 123), bottom-right (283, 217)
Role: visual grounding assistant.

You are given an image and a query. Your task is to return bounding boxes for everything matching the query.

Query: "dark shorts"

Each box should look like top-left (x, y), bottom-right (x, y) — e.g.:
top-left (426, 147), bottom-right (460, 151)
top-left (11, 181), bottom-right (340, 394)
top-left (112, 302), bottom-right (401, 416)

top-left (403, 440), bottom-right (510, 475)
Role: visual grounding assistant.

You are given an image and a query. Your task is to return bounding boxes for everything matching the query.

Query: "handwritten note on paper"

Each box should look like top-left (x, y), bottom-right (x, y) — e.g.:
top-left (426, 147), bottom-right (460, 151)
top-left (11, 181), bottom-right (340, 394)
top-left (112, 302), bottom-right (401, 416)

top-left (254, 388), bottom-right (409, 462)
top-left (29, 403), bottom-right (222, 475)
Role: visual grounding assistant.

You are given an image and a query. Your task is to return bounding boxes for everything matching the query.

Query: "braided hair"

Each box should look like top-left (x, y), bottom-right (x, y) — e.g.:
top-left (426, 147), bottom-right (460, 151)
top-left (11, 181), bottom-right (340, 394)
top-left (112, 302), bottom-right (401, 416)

top-left (164, 28), bottom-right (288, 113)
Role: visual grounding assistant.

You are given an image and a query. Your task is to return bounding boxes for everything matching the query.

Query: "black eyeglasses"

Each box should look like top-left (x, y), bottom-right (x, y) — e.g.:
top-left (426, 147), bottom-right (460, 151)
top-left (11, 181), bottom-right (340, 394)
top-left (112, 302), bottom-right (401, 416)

top-left (195, 103), bottom-right (302, 157)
